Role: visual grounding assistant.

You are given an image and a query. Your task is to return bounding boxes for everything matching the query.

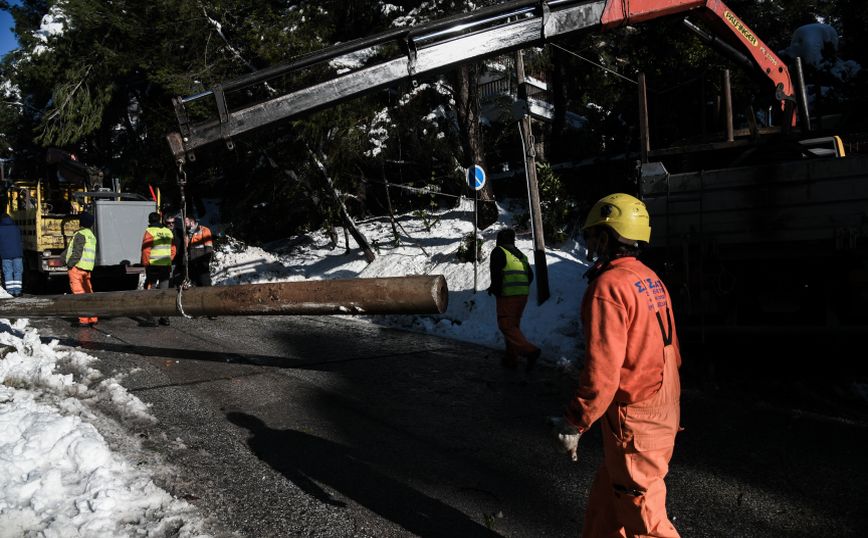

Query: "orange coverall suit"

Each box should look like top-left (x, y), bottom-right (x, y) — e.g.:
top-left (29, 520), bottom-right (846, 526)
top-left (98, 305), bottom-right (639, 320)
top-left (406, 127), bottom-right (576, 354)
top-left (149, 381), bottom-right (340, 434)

top-left (66, 228), bottom-right (98, 325)
top-left (566, 257), bottom-right (681, 538)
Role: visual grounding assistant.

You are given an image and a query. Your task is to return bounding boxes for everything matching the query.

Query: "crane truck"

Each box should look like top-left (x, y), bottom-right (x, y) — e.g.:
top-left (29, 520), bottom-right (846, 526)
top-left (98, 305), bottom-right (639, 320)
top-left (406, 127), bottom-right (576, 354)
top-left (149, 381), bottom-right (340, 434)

top-left (165, 0), bottom-right (867, 337)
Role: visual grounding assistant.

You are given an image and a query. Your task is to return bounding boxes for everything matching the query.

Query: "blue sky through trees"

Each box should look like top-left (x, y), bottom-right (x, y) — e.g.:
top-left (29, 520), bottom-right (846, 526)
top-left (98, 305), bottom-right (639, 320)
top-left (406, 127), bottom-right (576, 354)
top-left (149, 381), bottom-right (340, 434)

top-left (0, 2), bottom-right (19, 57)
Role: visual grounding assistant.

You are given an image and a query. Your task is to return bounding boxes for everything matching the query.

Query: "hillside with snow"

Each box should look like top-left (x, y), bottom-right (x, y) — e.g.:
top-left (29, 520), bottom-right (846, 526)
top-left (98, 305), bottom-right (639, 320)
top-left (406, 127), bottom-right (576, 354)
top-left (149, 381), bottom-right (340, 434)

top-left (212, 198), bottom-right (590, 368)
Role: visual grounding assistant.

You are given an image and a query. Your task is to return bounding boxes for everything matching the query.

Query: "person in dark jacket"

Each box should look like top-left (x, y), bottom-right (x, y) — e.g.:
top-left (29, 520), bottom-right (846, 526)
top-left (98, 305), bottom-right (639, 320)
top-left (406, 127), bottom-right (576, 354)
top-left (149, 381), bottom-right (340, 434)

top-left (488, 228), bottom-right (540, 371)
top-left (65, 212), bottom-right (98, 326)
top-left (167, 211), bottom-right (186, 287)
top-left (0, 213), bottom-right (24, 297)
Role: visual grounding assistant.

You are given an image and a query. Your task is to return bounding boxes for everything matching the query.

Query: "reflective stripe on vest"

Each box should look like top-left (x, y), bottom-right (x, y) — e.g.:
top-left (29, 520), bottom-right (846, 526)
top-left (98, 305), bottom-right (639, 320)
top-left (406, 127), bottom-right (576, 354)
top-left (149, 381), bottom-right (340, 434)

top-left (66, 228), bottom-right (96, 271)
top-left (146, 226), bottom-right (173, 266)
top-left (500, 246), bottom-right (529, 296)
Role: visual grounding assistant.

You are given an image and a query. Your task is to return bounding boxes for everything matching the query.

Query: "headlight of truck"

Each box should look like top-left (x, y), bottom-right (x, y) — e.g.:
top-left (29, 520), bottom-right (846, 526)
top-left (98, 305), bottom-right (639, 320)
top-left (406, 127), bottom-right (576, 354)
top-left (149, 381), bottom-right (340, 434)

top-left (43, 250), bottom-right (52, 257)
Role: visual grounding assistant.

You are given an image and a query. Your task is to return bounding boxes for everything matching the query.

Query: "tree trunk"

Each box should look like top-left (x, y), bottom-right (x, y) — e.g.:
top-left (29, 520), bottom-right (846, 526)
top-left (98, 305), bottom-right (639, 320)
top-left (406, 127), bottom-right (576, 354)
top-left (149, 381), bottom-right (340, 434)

top-left (454, 63), bottom-right (497, 228)
top-left (550, 46), bottom-right (568, 163)
top-left (308, 148), bottom-right (376, 263)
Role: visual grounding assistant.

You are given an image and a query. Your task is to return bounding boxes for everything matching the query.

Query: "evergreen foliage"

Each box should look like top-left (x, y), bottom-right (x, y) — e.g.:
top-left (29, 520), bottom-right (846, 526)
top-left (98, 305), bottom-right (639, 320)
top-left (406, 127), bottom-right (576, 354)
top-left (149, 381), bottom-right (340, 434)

top-left (0, 0), bottom-right (863, 246)
top-left (536, 161), bottom-right (576, 244)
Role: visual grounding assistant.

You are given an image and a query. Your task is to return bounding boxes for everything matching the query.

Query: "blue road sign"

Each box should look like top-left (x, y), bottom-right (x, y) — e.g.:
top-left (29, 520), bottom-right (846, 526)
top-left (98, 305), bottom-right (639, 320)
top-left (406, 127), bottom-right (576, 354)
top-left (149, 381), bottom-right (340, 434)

top-left (467, 165), bottom-right (486, 191)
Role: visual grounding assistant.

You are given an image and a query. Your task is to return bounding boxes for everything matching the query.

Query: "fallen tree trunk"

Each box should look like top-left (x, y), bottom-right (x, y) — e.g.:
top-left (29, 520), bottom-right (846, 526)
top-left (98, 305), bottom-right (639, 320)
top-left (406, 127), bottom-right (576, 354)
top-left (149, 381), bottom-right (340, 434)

top-left (1, 276), bottom-right (448, 318)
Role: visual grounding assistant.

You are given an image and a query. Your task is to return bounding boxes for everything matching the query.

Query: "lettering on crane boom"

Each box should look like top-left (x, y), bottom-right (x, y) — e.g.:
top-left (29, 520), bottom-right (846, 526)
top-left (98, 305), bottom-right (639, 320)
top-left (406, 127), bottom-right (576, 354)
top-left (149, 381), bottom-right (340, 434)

top-left (760, 46), bottom-right (779, 66)
top-left (724, 11), bottom-right (758, 47)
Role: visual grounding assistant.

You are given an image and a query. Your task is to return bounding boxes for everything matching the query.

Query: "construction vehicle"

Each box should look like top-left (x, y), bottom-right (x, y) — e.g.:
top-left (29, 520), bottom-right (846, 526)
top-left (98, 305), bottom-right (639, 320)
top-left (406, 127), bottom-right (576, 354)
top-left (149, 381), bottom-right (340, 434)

top-left (163, 0), bottom-right (868, 339)
top-left (640, 138), bottom-right (868, 335)
top-left (3, 149), bottom-right (156, 291)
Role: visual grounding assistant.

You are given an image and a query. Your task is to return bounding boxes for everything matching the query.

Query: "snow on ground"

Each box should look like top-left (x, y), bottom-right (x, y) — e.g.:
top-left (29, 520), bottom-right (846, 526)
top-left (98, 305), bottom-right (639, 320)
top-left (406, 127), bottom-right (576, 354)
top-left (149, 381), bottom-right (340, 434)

top-left (0, 303), bottom-right (212, 537)
top-left (0, 198), bottom-right (587, 535)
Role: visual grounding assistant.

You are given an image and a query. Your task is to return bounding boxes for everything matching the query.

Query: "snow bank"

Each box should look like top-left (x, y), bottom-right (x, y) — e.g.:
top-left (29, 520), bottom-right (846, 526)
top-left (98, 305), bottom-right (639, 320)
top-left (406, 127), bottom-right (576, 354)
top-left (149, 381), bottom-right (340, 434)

top-left (0, 319), bottom-right (210, 538)
top-left (213, 199), bottom-right (590, 365)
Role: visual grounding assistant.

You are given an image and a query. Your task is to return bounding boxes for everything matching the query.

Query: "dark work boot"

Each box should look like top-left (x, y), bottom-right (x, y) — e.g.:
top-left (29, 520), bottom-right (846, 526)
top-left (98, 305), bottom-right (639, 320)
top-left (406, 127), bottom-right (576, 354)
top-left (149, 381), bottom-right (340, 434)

top-left (158, 317), bottom-right (170, 326)
top-left (501, 354), bottom-right (518, 369)
top-left (525, 349), bottom-right (542, 373)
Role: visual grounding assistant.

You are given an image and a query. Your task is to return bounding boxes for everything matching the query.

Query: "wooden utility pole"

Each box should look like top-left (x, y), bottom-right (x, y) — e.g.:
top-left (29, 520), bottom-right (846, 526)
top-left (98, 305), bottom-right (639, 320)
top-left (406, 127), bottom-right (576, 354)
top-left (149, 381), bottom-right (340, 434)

top-left (0, 276), bottom-right (449, 318)
top-left (515, 50), bottom-right (550, 305)
top-left (794, 57), bottom-right (812, 133)
top-left (723, 69), bottom-right (734, 142)
top-left (638, 73), bottom-right (650, 163)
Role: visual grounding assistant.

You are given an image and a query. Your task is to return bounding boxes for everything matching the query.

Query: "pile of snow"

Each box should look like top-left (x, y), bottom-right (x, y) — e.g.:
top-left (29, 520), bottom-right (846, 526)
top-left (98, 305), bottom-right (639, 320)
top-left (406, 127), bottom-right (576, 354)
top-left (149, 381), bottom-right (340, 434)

top-left (213, 199), bottom-right (590, 366)
top-left (0, 315), bottom-right (210, 537)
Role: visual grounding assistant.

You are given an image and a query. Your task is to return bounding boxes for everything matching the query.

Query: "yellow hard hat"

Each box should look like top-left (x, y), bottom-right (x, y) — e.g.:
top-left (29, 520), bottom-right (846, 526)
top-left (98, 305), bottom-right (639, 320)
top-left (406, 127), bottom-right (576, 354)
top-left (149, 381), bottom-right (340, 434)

top-left (582, 193), bottom-right (651, 243)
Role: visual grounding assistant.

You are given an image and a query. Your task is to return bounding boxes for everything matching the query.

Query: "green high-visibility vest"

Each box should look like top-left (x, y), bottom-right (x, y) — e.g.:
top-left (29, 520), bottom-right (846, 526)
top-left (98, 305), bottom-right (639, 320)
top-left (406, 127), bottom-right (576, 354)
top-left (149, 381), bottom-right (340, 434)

top-left (146, 226), bottom-right (174, 266)
top-left (500, 246), bottom-right (530, 296)
top-left (66, 228), bottom-right (96, 271)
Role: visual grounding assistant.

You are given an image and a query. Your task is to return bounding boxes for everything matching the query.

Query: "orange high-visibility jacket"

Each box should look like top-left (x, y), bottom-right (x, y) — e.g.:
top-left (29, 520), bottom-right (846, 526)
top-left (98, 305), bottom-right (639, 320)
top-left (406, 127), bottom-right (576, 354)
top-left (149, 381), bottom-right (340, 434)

top-left (187, 224), bottom-right (213, 260)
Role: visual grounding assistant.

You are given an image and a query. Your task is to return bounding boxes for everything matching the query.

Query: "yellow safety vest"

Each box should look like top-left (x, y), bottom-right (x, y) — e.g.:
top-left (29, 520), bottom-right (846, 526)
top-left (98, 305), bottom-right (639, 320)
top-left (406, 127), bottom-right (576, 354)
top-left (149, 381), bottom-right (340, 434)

top-left (66, 228), bottom-right (96, 271)
top-left (500, 246), bottom-right (530, 296)
top-left (146, 226), bottom-right (174, 266)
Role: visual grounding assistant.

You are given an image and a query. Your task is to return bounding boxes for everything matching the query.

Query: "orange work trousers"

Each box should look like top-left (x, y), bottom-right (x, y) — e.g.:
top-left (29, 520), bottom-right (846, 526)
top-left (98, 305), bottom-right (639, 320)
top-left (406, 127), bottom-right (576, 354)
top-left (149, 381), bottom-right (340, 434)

top-left (582, 344), bottom-right (681, 538)
top-left (68, 266), bottom-right (98, 325)
top-left (495, 295), bottom-right (539, 359)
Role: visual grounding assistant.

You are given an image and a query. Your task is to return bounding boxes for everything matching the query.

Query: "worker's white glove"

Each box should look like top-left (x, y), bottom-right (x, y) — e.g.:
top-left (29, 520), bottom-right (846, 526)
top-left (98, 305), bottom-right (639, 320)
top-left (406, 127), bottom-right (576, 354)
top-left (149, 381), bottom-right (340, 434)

top-left (547, 416), bottom-right (581, 462)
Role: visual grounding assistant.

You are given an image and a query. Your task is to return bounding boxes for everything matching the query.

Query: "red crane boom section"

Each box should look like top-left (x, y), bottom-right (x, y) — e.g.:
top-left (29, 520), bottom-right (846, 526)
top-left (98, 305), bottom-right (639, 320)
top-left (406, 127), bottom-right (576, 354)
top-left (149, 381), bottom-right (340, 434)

top-left (602, 0), bottom-right (795, 106)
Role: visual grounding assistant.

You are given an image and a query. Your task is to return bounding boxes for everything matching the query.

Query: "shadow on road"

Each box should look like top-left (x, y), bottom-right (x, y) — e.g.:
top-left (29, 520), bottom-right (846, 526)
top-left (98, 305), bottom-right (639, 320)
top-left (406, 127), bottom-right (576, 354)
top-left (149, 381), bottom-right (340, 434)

top-left (227, 411), bottom-right (501, 537)
top-left (50, 333), bottom-right (290, 365)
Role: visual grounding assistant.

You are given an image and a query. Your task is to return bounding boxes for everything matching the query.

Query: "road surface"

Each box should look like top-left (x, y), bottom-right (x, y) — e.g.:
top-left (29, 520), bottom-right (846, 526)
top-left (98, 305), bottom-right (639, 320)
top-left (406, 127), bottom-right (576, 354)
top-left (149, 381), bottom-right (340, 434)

top-left (29, 314), bottom-right (868, 537)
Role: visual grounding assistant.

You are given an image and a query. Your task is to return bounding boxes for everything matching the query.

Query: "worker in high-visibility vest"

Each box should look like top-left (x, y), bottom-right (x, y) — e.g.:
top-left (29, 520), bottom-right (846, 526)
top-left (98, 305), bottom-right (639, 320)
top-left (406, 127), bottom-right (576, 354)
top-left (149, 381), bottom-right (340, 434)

top-left (65, 212), bottom-right (98, 326)
top-left (551, 193), bottom-right (682, 538)
top-left (487, 227), bottom-right (540, 371)
top-left (184, 215), bottom-right (214, 287)
top-left (141, 212), bottom-right (176, 326)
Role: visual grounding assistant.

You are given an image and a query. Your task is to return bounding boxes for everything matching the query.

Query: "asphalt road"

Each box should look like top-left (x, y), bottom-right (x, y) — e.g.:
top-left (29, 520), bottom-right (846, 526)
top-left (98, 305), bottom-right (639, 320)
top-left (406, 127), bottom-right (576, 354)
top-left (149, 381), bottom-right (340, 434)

top-left (29, 314), bottom-right (868, 538)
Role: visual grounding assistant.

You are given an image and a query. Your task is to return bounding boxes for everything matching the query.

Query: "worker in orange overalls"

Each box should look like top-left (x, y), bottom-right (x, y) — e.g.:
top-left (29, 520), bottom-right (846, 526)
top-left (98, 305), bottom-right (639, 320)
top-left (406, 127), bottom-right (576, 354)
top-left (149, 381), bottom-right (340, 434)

top-left (550, 193), bottom-right (681, 538)
top-left (65, 212), bottom-right (98, 326)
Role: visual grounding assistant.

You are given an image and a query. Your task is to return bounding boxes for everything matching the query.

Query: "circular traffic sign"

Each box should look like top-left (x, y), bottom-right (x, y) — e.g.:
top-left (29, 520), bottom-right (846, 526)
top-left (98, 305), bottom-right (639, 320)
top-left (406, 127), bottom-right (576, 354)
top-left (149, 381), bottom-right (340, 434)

top-left (467, 165), bottom-right (486, 191)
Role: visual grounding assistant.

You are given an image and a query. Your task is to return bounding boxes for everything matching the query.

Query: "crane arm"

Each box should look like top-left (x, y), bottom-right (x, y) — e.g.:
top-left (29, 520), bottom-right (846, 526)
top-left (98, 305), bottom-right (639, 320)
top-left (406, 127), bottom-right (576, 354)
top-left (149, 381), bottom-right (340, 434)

top-left (601, 0), bottom-right (795, 104)
top-left (168, 0), bottom-right (796, 162)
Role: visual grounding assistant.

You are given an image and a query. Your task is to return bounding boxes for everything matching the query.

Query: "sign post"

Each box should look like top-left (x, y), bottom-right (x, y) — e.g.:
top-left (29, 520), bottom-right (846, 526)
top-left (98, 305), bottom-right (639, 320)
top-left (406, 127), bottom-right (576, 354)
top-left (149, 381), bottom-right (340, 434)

top-left (467, 165), bottom-right (486, 294)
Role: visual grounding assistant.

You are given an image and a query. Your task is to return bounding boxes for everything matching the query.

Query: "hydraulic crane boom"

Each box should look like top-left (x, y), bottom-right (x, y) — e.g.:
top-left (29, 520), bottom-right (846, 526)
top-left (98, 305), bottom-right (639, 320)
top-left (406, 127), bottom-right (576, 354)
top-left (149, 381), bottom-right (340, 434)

top-left (167, 0), bottom-right (796, 163)
top-left (601, 0), bottom-right (794, 104)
